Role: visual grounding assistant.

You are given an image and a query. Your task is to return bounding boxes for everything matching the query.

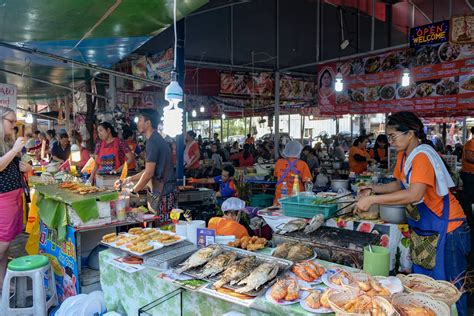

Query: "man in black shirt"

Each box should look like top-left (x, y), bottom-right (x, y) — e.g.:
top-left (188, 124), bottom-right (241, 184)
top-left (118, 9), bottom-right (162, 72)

top-left (51, 132), bottom-right (71, 163)
top-left (117, 109), bottom-right (176, 224)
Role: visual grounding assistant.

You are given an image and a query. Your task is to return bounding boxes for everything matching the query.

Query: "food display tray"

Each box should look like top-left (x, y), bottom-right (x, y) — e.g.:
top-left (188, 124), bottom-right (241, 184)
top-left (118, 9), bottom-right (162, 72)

top-left (279, 196), bottom-right (338, 219)
top-left (101, 229), bottom-right (186, 258)
top-left (178, 245), bottom-right (293, 297)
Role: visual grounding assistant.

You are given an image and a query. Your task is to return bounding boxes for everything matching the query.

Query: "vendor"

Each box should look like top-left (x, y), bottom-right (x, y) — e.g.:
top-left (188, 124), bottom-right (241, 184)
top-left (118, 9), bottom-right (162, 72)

top-left (188, 165), bottom-right (237, 201)
top-left (208, 197), bottom-right (250, 239)
top-left (184, 130), bottom-right (201, 177)
top-left (348, 136), bottom-right (375, 174)
top-left (116, 110), bottom-right (176, 223)
top-left (369, 134), bottom-right (388, 169)
top-left (274, 140), bottom-right (312, 204)
top-left (51, 132), bottom-right (71, 163)
top-left (356, 111), bottom-right (469, 316)
top-left (92, 122), bottom-right (133, 176)
top-left (122, 127), bottom-right (141, 171)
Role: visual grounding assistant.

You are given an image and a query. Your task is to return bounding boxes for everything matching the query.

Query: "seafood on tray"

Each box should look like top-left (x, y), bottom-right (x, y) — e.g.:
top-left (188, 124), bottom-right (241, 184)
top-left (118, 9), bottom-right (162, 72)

top-left (304, 288), bottom-right (332, 310)
top-left (278, 213), bottom-right (324, 234)
top-left (234, 262), bottom-right (279, 293)
top-left (228, 236), bottom-right (268, 251)
top-left (291, 260), bottom-right (326, 282)
top-left (272, 242), bottom-right (314, 262)
top-left (332, 293), bottom-right (389, 315)
top-left (270, 278), bottom-right (301, 302)
top-left (213, 256), bottom-right (258, 289)
top-left (198, 251), bottom-right (237, 278)
top-left (176, 244), bottom-right (223, 274)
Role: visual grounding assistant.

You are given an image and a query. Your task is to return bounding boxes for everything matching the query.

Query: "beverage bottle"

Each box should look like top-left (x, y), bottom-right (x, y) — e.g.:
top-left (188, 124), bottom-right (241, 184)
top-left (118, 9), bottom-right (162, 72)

top-left (292, 174), bottom-right (300, 196)
top-left (281, 182), bottom-right (289, 199)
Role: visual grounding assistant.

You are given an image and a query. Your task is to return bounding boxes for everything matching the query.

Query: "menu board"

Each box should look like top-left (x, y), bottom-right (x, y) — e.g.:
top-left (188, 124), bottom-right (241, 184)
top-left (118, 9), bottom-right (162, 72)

top-left (220, 72), bottom-right (315, 100)
top-left (317, 42), bottom-right (474, 116)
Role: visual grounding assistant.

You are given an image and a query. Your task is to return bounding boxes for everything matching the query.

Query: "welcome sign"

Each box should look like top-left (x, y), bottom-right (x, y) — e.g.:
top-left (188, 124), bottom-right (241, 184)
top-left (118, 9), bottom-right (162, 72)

top-left (410, 20), bottom-right (449, 48)
top-left (0, 83), bottom-right (17, 110)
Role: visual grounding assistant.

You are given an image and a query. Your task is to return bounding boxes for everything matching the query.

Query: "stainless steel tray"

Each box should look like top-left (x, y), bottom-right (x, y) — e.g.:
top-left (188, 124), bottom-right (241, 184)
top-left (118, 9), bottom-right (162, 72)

top-left (177, 245), bottom-right (293, 297)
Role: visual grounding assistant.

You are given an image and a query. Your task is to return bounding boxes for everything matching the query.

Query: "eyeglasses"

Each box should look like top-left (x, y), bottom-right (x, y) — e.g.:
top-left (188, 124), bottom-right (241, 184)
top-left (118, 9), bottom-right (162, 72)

top-left (3, 118), bottom-right (17, 125)
top-left (387, 131), bottom-right (408, 142)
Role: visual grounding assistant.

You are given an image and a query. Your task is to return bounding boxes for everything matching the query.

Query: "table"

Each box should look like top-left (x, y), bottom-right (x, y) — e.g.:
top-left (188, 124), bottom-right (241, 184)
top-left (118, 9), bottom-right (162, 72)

top-left (259, 209), bottom-right (411, 272)
top-left (100, 249), bottom-right (339, 316)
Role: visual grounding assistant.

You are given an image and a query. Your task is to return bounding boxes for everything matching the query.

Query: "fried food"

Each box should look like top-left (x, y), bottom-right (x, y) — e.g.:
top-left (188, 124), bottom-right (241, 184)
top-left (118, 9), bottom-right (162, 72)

top-left (102, 233), bottom-right (117, 243)
top-left (305, 291), bottom-right (322, 309)
top-left (227, 236), bottom-right (268, 251)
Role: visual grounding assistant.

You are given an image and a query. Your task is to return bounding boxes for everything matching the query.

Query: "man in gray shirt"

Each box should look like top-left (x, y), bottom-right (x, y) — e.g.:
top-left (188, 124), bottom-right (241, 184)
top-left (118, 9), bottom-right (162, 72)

top-left (117, 109), bottom-right (176, 224)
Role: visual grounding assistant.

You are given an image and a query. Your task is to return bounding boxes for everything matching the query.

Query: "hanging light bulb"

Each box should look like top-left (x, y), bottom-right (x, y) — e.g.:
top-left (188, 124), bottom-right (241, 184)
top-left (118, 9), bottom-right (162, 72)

top-left (134, 116), bottom-right (139, 123)
top-left (221, 113), bottom-right (226, 120)
top-left (401, 68), bottom-right (410, 87)
top-left (25, 113), bottom-right (33, 124)
top-left (71, 144), bottom-right (81, 162)
top-left (191, 109), bottom-right (197, 118)
top-left (309, 115), bottom-right (314, 120)
top-left (200, 105), bottom-right (205, 113)
top-left (163, 71), bottom-right (184, 137)
top-left (334, 72), bottom-right (343, 92)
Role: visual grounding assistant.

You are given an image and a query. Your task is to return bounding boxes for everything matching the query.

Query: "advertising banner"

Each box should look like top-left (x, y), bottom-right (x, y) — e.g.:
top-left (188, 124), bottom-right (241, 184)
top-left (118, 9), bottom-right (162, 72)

top-left (0, 83), bottom-right (17, 110)
top-left (39, 221), bottom-right (80, 303)
top-left (317, 42), bottom-right (474, 116)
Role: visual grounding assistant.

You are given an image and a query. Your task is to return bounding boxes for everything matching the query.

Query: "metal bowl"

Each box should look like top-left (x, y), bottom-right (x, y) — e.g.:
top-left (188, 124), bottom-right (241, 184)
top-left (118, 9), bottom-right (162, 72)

top-left (331, 179), bottom-right (349, 191)
top-left (379, 204), bottom-right (407, 224)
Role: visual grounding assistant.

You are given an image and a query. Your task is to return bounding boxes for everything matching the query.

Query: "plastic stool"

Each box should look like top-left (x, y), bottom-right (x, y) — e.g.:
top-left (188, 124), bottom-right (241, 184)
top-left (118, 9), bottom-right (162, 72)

top-left (1, 255), bottom-right (57, 316)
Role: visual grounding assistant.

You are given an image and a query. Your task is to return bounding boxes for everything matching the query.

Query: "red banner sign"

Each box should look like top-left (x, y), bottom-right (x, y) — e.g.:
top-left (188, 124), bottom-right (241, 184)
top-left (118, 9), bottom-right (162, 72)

top-left (317, 42), bottom-right (474, 116)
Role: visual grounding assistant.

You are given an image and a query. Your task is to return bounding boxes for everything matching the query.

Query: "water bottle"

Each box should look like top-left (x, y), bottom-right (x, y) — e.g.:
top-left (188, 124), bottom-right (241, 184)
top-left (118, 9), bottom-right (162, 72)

top-left (281, 182), bottom-right (289, 199)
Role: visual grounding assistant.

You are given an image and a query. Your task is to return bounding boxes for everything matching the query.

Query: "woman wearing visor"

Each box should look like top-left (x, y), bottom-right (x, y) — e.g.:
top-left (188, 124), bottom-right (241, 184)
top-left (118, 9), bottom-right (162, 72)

top-left (208, 197), bottom-right (250, 239)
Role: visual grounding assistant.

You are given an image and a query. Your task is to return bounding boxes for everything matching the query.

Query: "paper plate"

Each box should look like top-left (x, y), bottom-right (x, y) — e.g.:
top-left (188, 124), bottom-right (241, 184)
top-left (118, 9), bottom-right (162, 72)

top-left (300, 287), bottom-right (334, 314)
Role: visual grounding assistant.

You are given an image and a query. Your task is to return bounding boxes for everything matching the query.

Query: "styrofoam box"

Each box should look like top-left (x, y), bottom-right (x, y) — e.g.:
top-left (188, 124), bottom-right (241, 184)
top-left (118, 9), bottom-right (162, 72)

top-left (68, 202), bottom-right (112, 227)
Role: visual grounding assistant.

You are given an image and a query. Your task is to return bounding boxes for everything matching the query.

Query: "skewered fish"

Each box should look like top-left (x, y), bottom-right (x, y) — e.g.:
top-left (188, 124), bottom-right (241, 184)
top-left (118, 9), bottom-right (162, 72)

top-left (235, 262), bottom-right (279, 293)
top-left (279, 219), bottom-right (307, 234)
top-left (213, 256), bottom-right (258, 289)
top-left (198, 251), bottom-right (237, 278)
top-left (175, 244), bottom-right (222, 274)
top-left (272, 242), bottom-right (297, 258)
top-left (304, 214), bottom-right (324, 234)
top-left (287, 244), bottom-right (313, 262)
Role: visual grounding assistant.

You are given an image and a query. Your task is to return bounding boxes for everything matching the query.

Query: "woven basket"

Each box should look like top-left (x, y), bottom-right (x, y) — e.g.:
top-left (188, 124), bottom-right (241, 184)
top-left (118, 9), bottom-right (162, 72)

top-left (396, 274), bottom-right (461, 306)
top-left (328, 290), bottom-right (397, 316)
top-left (391, 293), bottom-right (450, 316)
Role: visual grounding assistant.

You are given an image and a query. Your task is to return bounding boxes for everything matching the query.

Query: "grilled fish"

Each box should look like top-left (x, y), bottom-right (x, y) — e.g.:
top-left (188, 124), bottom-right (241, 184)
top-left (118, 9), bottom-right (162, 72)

top-left (175, 244), bottom-right (222, 274)
top-left (304, 214), bottom-right (324, 234)
top-left (198, 251), bottom-right (237, 278)
top-left (287, 244), bottom-right (313, 262)
top-left (235, 262), bottom-right (279, 293)
top-left (272, 242), bottom-right (296, 259)
top-left (213, 256), bottom-right (258, 289)
top-left (279, 219), bottom-right (307, 234)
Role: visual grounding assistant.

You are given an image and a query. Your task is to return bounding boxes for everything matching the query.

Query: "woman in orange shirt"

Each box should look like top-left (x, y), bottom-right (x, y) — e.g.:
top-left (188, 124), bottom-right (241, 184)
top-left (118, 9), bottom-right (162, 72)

top-left (356, 112), bottom-right (469, 316)
top-left (369, 134), bottom-right (388, 169)
top-left (274, 141), bottom-right (312, 204)
top-left (208, 197), bottom-right (250, 239)
top-left (184, 131), bottom-right (200, 177)
top-left (348, 136), bottom-right (375, 174)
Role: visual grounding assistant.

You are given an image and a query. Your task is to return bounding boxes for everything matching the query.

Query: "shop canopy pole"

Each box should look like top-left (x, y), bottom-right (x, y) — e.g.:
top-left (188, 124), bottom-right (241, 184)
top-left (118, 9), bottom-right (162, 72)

top-left (176, 19), bottom-right (186, 181)
top-left (109, 75), bottom-right (116, 108)
top-left (274, 71), bottom-right (280, 159)
top-left (462, 117), bottom-right (467, 143)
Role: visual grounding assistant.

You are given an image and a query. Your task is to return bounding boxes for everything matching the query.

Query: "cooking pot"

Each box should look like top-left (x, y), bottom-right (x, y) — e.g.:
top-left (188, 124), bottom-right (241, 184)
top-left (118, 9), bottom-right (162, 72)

top-left (380, 204), bottom-right (407, 224)
top-left (332, 162), bottom-right (342, 170)
top-left (331, 179), bottom-right (349, 191)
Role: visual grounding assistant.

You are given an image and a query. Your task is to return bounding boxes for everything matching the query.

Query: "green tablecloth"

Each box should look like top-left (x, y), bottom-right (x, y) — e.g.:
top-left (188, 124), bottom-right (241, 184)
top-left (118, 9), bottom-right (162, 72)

top-left (99, 249), bottom-right (458, 316)
top-left (35, 184), bottom-right (118, 241)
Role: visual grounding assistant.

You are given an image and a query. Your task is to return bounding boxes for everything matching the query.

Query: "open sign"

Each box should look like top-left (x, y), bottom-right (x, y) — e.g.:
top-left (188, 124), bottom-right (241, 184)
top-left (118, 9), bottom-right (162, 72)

top-left (410, 20), bottom-right (449, 48)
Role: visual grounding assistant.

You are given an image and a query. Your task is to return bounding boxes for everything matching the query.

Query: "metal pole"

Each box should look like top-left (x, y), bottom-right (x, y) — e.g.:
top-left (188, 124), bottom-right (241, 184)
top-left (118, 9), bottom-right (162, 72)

top-left (0, 41), bottom-right (166, 88)
top-left (230, 5), bottom-right (234, 66)
top-left (316, 0), bottom-right (321, 62)
top-left (220, 118), bottom-right (223, 143)
top-left (371, 0), bottom-right (375, 51)
top-left (274, 71), bottom-right (280, 159)
top-left (176, 19), bottom-right (186, 181)
top-left (350, 115), bottom-right (354, 139)
top-left (288, 114), bottom-right (291, 135)
top-left (109, 75), bottom-right (116, 108)
top-left (0, 68), bottom-right (108, 100)
top-left (462, 118), bottom-right (467, 143)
